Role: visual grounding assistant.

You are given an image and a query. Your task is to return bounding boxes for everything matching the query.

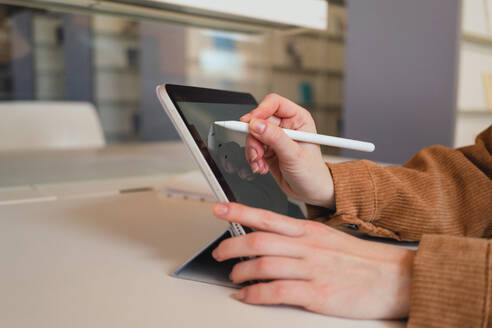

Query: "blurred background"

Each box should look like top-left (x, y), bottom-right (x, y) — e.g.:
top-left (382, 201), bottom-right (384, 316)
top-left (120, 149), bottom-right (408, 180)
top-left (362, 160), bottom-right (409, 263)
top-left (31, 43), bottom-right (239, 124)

top-left (0, 0), bottom-right (490, 164)
top-left (2, 2), bottom-right (491, 325)
top-left (0, 2), bottom-right (345, 146)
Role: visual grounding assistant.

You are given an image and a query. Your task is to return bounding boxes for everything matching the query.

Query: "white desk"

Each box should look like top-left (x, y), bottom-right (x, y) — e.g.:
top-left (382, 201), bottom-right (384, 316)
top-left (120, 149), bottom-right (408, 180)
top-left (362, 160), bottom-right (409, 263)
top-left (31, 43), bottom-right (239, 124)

top-left (0, 191), bottom-right (404, 328)
top-left (0, 142), bottom-right (404, 327)
top-left (0, 142), bottom-right (196, 204)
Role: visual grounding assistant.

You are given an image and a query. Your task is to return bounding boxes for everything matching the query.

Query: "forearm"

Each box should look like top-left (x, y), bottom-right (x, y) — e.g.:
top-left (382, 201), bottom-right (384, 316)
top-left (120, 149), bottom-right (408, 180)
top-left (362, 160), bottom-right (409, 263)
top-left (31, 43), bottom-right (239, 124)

top-left (319, 127), bottom-right (492, 241)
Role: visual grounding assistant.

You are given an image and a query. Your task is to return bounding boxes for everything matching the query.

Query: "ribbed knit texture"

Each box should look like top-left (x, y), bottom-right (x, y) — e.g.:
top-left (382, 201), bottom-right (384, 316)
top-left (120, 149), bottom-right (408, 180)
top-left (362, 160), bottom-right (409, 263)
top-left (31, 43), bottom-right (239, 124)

top-left (408, 235), bottom-right (491, 327)
top-left (317, 126), bottom-right (492, 325)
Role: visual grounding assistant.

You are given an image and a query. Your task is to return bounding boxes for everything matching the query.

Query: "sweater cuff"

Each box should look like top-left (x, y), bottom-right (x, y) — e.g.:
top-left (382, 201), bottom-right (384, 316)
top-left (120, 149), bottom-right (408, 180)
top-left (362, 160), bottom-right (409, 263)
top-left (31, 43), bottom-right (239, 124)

top-left (409, 234), bottom-right (492, 327)
top-left (324, 160), bottom-right (400, 239)
top-left (327, 160), bottom-right (376, 221)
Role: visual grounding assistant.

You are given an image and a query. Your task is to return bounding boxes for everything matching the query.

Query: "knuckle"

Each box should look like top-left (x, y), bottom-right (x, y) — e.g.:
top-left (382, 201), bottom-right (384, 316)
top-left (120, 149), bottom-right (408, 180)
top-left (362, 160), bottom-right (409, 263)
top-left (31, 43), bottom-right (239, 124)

top-left (301, 221), bottom-right (313, 234)
top-left (273, 284), bottom-right (288, 300)
top-left (305, 220), bottom-right (329, 234)
top-left (304, 285), bottom-right (323, 312)
top-left (260, 211), bottom-right (276, 230)
top-left (229, 262), bottom-right (242, 281)
top-left (247, 233), bottom-right (268, 251)
top-left (267, 125), bottom-right (283, 144)
top-left (243, 285), bottom-right (259, 302)
top-left (229, 202), bottom-right (243, 219)
top-left (293, 115), bottom-right (305, 129)
top-left (255, 257), bottom-right (272, 275)
top-left (265, 93), bottom-right (279, 100)
top-left (213, 244), bottom-right (225, 260)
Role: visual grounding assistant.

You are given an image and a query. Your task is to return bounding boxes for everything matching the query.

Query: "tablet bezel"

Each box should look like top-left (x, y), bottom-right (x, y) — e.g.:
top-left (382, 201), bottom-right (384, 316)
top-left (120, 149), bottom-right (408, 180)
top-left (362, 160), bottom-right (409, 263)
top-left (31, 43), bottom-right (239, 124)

top-left (156, 83), bottom-right (257, 237)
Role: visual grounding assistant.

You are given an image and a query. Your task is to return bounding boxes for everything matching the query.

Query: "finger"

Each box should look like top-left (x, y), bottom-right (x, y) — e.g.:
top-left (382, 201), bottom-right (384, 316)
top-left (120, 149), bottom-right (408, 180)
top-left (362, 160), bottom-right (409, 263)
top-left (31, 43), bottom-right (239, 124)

top-left (264, 157), bottom-right (283, 182)
top-left (250, 161), bottom-right (260, 174)
top-left (263, 145), bottom-right (276, 160)
top-left (249, 119), bottom-right (302, 164)
top-left (267, 115), bottom-right (281, 126)
top-left (255, 158), bottom-right (267, 175)
top-left (250, 93), bottom-right (305, 120)
top-left (212, 202), bottom-right (305, 237)
top-left (245, 134), bottom-right (264, 163)
top-left (260, 161), bottom-right (269, 175)
top-left (257, 158), bottom-right (265, 173)
top-left (230, 256), bottom-right (310, 284)
top-left (240, 113), bottom-right (252, 122)
top-left (212, 232), bottom-right (306, 261)
top-left (236, 280), bottom-right (314, 308)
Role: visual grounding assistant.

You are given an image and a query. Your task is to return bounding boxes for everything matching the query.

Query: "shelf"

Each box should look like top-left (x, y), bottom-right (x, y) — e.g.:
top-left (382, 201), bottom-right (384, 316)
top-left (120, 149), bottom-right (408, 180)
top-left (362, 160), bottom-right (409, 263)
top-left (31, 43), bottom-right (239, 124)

top-left (34, 42), bottom-right (61, 49)
top-left (93, 31), bottom-right (139, 42)
top-left (95, 67), bottom-right (139, 74)
top-left (272, 65), bottom-right (344, 78)
top-left (307, 104), bottom-right (341, 113)
top-left (457, 109), bottom-right (492, 115)
top-left (36, 70), bottom-right (64, 77)
top-left (462, 33), bottom-right (492, 47)
top-left (96, 100), bottom-right (140, 107)
top-left (302, 33), bottom-right (344, 44)
top-left (1, 0), bottom-right (327, 34)
top-left (275, 29), bottom-right (345, 43)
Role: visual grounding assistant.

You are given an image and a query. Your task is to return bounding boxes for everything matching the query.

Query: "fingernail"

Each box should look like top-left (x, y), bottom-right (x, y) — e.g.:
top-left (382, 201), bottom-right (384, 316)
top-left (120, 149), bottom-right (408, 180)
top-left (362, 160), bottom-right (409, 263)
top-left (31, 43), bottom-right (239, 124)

top-left (251, 162), bottom-right (259, 173)
top-left (248, 147), bottom-right (258, 161)
top-left (214, 203), bottom-right (228, 216)
top-left (240, 113), bottom-right (251, 122)
top-left (212, 249), bottom-right (220, 261)
top-left (250, 120), bottom-right (266, 134)
top-left (235, 289), bottom-right (246, 301)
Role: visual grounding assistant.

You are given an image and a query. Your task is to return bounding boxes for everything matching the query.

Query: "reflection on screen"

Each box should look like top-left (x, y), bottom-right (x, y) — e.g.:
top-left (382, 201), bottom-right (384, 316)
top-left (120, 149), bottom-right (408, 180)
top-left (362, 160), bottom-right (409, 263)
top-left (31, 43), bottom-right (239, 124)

top-left (177, 102), bottom-right (305, 219)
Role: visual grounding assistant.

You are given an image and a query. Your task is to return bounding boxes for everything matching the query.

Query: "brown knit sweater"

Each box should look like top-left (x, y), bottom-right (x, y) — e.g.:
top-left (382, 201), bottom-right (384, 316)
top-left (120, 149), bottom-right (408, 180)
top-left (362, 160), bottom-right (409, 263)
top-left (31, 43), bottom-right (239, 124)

top-left (321, 126), bottom-right (492, 327)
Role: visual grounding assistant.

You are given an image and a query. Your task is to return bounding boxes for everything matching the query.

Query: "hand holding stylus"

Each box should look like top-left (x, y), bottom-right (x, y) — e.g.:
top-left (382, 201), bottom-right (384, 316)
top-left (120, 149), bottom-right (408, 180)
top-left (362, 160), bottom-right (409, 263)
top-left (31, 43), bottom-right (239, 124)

top-left (215, 121), bottom-right (375, 152)
top-left (240, 93), bottom-right (336, 209)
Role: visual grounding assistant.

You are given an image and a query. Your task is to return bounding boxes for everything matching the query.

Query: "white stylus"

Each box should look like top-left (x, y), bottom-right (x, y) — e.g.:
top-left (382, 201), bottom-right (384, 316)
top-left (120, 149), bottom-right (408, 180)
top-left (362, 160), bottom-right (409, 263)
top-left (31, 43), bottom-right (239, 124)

top-left (214, 120), bottom-right (375, 152)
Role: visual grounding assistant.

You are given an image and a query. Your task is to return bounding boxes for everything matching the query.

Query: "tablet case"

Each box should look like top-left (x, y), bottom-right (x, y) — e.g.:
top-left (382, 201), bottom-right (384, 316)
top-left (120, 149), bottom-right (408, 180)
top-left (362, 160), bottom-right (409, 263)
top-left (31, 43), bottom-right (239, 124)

top-left (171, 225), bottom-right (419, 289)
top-left (171, 229), bottom-right (243, 289)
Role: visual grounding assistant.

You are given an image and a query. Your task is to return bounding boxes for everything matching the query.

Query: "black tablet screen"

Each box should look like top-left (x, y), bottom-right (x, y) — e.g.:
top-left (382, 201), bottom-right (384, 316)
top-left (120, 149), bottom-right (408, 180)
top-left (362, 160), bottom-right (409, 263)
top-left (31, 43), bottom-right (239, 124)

top-left (167, 85), bottom-right (305, 220)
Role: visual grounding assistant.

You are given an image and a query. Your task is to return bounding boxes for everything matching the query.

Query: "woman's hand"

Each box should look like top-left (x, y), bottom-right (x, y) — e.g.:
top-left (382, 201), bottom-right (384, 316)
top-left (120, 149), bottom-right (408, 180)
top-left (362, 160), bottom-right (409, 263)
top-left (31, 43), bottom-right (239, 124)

top-left (212, 202), bottom-right (415, 319)
top-left (241, 94), bottom-right (334, 208)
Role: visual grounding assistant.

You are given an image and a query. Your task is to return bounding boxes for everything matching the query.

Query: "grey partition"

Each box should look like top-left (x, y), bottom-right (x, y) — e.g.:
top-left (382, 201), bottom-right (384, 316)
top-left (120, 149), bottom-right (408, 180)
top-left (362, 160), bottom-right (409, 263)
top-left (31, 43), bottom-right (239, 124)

top-left (11, 11), bottom-right (35, 100)
top-left (342, 0), bottom-right (461, 164)
top-left (139, 23), bottom-right (183, 141)
top-left (63, 14), bottom-right (94, 102)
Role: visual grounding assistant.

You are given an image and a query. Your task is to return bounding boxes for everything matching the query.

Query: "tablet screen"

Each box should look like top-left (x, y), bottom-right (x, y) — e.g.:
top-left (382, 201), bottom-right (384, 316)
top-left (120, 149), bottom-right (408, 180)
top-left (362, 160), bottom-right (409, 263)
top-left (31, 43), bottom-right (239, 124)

top-left (166, 85), bottom-right (305, 220)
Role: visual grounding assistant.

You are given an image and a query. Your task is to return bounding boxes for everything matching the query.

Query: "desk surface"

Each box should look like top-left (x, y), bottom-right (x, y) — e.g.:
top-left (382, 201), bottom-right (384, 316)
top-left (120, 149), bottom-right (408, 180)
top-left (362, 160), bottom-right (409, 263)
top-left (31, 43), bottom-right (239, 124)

top-left (0, 191), bottom-right (404, 328)
top-left (0, 142), bottom-right (404, 327)
top-left (0, 142), bottom-right (195, 189)
top-left (0, 142), bottom-right (359, 205)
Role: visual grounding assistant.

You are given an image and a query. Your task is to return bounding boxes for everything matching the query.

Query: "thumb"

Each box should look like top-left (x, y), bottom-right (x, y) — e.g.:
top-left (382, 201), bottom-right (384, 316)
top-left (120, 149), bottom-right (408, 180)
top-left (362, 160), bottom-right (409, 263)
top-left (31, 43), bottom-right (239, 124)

top-left (249, 118), bottom-right (301, 164)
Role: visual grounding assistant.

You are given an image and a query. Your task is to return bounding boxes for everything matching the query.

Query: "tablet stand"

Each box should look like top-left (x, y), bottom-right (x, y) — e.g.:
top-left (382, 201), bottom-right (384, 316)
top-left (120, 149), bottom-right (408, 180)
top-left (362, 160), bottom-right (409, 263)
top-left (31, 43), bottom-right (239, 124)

top-left (171, 229), bottom-right (244, 289)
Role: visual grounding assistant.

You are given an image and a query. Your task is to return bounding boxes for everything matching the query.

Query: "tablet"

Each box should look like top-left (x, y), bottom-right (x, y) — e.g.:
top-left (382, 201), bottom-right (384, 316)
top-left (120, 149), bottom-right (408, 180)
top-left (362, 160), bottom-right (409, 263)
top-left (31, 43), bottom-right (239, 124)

top-left (156, 84), bottom-right (305, 237)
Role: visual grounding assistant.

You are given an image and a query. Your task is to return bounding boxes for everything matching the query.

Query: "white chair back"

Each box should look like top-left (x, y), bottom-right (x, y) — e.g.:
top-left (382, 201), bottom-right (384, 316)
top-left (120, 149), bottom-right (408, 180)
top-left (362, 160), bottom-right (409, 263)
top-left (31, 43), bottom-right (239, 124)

top-left (0, 102), bottom-right (105, 151)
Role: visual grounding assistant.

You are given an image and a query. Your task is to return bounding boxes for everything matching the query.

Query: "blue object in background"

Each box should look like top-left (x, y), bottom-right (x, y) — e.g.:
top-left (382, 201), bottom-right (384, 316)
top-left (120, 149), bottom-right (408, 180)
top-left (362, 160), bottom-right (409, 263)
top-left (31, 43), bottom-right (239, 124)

top-left (213, 35), bottom-right (236, 51)
top-left (299, 81), bottom-right (314, 107)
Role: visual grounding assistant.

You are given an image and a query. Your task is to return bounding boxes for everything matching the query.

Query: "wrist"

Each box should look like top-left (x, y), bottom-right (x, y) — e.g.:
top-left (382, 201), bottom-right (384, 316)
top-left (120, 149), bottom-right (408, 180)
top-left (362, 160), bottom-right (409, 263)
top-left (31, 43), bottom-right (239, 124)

top-left (391, 248), bottom-right (415, 318)
top-left (308, 162), bottom-right (335, 209)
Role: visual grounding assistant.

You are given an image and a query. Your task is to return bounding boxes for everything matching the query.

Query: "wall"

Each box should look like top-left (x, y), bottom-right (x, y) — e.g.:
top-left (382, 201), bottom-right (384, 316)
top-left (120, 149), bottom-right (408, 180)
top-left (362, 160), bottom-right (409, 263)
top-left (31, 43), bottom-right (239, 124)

top-left (343, 0), bottom-right (461, 164)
